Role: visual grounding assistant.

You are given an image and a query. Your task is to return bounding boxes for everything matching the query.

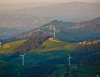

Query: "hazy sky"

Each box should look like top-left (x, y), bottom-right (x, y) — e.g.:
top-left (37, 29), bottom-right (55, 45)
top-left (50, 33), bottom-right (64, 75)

top-left (0, 0), bottom-right (100, 4)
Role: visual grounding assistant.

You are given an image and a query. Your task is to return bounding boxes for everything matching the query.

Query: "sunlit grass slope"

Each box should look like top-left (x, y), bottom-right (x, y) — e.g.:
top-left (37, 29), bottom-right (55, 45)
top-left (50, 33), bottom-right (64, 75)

top-left (0, 40), bottom-right (26, 54)
top-left (33, 38), bottom-right (78, 52)
top-left (0, 38), bottom-right (78, 54)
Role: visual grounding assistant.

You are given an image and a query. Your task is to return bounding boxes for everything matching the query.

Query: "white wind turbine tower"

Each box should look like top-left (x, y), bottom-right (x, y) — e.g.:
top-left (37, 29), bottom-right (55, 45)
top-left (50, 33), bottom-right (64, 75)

top-left (53, 26), bottom-right (56, 38)
top-left (20, 54), bottom-right (25, 65)
top-left (67, 53), bottom-right (73, 66)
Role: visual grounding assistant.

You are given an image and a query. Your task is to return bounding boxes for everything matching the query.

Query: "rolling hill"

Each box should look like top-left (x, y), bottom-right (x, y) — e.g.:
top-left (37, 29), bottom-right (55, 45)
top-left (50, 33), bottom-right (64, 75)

top-left (0, 37), bottom-right (100, 66)
top-left (11, 17), bottom-right (100, 42)
top-left (0, 37), bottom-right (77, 55)
top-left (0, 29), bottom-right (100, 76)
top-left (0, 40), bottom-right (26, 54)
top-left (0, 39), bottom-right (100, 77)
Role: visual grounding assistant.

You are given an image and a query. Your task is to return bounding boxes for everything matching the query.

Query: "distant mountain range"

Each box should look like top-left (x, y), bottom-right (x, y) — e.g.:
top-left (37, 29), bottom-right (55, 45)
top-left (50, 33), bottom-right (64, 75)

top-left (0, 14), bottom-right (51, 40)
top-left (11, 17), bottom-right (100, 42)
top-left (0, 2), bottom-right (55, 12)
top-left (11, 2), bottom-right (100, 22)
top-left (0, 2), bottom-right (100, 41)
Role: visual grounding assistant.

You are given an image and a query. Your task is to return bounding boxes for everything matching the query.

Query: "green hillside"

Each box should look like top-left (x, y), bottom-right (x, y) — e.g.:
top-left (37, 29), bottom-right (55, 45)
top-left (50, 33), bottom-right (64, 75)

top-left (48, 64), bottom-right (100, 77)
top-left (0, 60), bottom-right (100, 77)
top-left (0, 38), bottom-right (99, 55)
top-left (0, 40), bottom-right (26, 54)
top-left (32, 38), bottom-right (77, 52)
top-left (0, 38), bottom-right (78, 55)
top-left (0, 39), bottom-right (100, 77)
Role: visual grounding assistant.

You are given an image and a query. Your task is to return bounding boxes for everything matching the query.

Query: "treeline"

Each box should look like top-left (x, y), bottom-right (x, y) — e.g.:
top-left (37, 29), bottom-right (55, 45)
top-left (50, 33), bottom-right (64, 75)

top-left (0, 60), bottom-right (56, 77)
top-left (72, 40), bottom-right (100, 66)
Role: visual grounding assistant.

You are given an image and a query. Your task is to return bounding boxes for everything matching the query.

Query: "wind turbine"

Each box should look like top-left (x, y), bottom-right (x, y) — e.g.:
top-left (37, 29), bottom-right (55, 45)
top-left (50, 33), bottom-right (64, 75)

top-left (67, 53), bottom-right (73, 66)
top-left (20, 54), bottom-right (25, 65)
top-left (53, 26), bottom-right (56, 38)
